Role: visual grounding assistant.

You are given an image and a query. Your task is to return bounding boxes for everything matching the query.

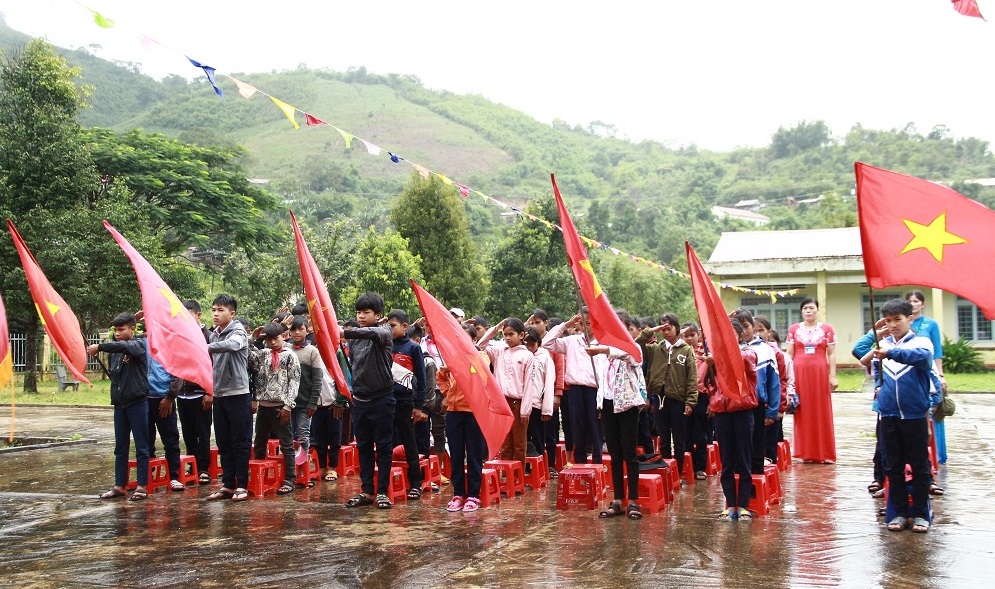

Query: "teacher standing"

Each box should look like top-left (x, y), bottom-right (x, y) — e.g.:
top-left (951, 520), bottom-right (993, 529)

top-left (786, 297), bottom-right (838, 463)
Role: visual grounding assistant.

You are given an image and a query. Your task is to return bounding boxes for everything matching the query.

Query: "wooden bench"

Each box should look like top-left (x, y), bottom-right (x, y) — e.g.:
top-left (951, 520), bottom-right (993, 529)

top-left (55, 365), bottom-right (80, 392)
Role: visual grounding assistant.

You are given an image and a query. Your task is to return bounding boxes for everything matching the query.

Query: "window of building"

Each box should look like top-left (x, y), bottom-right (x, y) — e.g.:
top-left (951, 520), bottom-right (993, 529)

top-left (956, 297), bottom-right (993, 342)
top-left (861, 292), bottom-right (902, 333)
top-left (739, 296), bottom-right (806, 336)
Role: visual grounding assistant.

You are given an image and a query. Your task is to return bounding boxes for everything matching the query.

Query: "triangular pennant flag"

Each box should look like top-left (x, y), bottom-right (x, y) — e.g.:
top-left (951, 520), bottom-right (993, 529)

top-left (304, 113), bottom-right (326, 126)
top-left (0, 289), bottom-right (12, 390)
top-left (360, 139), bottom-right (381, 156)
top-left (952, 0), bottom-right (986, 20)
top-left (331, 127), bottom-right (353, 148)
top-left (455, 183), bottom-right (470, 200)
top-left (186, 56), bottom-right (223, 96)
top-left (229, 76), bottom-right (258, 99)
top-left (412, 163), bottom-right (430, 179)
top-left (269, 96), bottom-right (300, 129)
top-left (91, 10), bottom-right (115, 28)
top-left (388, 152), bottom-right (402, 163)
top-left (438, 174), bottom-right (453, 186)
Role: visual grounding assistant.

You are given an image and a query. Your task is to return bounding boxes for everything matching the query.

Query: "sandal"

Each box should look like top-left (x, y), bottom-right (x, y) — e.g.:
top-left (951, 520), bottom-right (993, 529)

top-left (462, 497), bottom-right (480, 512)
top-left (407, 487), bottom-right (422, 500)
top-left (867, 481), bottom-right (882, 494)
top-left (911, 517), bottom-right (930, 533)
top-left (277, 482), bottom-right (295, 495)
top-left (737, 508), bottom-right (752, 521)
top-left (599, 500), bottom-right (624, 518)
top-left (129, 488), bottom-right (148, 502)
top-left (447, 496), bottom-right (465, 512)
top-left (345, 494), bottom-right (374, 508)
top-left (928, 483), bottom-right (944, 496)
top-left (169, 480), bottom-right (185, 492)
top-left (719, 508), bottom-right (734, 521)
top-left (231, 488), bottom-right (249, 501)
top-left (695, 471), bottom-right (707, 480)
top-left (324, 469), bottom-right (338, 481)
top-left (206, 488), bottom-right (234, 501)
top-left (99, 487), bottom-right (126, 500)
top-left (198, 473), bottom-right (211, 485)
top-left (887, 516), bottom-right (908, 531)
top-left (375, 493), bottom-right (392, 509)
top-left (627, 503), bottom-right (643, 520)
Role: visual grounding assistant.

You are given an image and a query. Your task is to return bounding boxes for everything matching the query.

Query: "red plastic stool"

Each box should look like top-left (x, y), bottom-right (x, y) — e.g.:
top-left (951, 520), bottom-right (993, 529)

top-left (777, 441), bottom-right (790, 471)
top-left (600, 454), bottom-right (614, 490)
top-left (484, 460), bottom-right (526, 496)
top-left (246, 459), bottom-right (282, 497)
top-left (126, 457), bottom-right (169, 492)
top-left (764, 464), bottom-right (781, 505)
top-left (637, 473), bottom-right (668, 514)
top-left (682, 452), bottom-right (695, 486)
top-left (428, 454), bottom-right (444, 485)
top-left (373, 466), bottom-right (407, 504)
top-left (555, 443), bottom-right (568, 472)
top-left (712, 441), bottom-right (722, 470)
top-left (208, 447), bottom-right (222, 481)
top-left (640, 465), bottom-right (675, 504)
top-left (571, 464), bottom-right (609, 499)
top-left (479, 468), bottom-right (502, 508)
top-left (524, 454), bottom-right (549, 489)
top-left (556, 467), bottom-right (603, 510)
top-left (782, 439), bottom-right (792, 461)
top-left (439, 452), bottom-right (451, 480)
top-left (388, 462), bottom-right (413, 490)
top-left (267, 439), bottom-right (282, 458)
top-left (177, 454), bottom-right (199, 486)
top-left (730, 473), bottom-right (770, 516)
top-left (422, 456), bottom-right (442, 490)
top-left (662, 458), bottom-right (681, 492)
top-left (706, 443), bottom-right (720, 476)
top-left (295, 449), bottom-right (320, 486)
top-left (338, 445), bottom-right (358, 477)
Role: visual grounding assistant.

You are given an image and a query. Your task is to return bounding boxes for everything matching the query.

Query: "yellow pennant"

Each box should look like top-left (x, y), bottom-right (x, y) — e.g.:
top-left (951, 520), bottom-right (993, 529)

top-left (269, 96), bottom-right (299, 129)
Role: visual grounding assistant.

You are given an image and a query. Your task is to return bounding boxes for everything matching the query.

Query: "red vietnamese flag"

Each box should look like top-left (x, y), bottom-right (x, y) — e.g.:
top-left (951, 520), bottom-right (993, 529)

top-left (290, 211), bottom-right (351, 399)
top-left (0, 289), bottom-right (12, 390)
top-left (952, 0), bottom-right (985, 20)
top-left (103, 221), bottom-right (213, 393)
top-left (551, 174), bottom-right (642, 363)
top-left (855, 162), bottom-right (995, 319)
top-left (411, 279), bottom-right (513, 456)
top-left (686, 241), bottom-right (746, 405)
top-left (7, 220), bottom-right (90, 384)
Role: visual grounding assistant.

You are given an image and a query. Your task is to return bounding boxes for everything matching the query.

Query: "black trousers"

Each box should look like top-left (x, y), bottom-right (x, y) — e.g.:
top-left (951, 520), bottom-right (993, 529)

top-left (213, 393), bottom-right (252, 490)
top-left (687, 393), bottom-right (710, 472)
top-left (393, 399), bottom-right (422, 488)
top-left (147, 397), bottom-right (182, 480)
top-left (656, 396), bottom-right (688, 473)
top-left (602, 400), bottom-right (640, 501)
top-left (310, 405), bottom-right (342, 470)
top-left (352, 393), bottom-right (396, 496)
top-left (715, 409), bottom-right (753, 510)
top-left (177, 396), bottom-right (212, 478)
top-left (751, 404), bottom-right (767, 474)
top-left (881, 416), bottom-right (930, 519)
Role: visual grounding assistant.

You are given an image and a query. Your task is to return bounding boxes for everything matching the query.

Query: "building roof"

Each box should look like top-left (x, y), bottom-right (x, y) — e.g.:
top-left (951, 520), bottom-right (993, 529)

top-left (711, 206), bottom-right (770, 224)
top-left (709, 226), bottom-right (862, 263)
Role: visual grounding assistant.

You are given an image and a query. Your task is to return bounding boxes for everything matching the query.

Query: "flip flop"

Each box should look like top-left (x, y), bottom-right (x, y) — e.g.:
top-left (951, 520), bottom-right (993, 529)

top-left (169, 480), bottom-right (185, 492)
top-left (867, 481), bottom-right (882, 494)
top-left (912, 517), bottom-right (930, 533)
top-left (99, 488), bottom-right (126, 499)
top-left (324, 470), bottom-right (338, 481)
top-left (887, 516), bottom-right (908, 531)
top-left (928, 484), bottom-right (945, 496)
top-left (231, 488), bottom-right (249, 501)
top-left (129, 489), bottom-right (148, 502)
top-left (277, 482), bottom-right (295, 495)
top-left (345, 494), bottom-right (374, 508)
top-left (206, 488), bottom-right (235, 501)
top-left (375, 494), bottom-right (392, 509)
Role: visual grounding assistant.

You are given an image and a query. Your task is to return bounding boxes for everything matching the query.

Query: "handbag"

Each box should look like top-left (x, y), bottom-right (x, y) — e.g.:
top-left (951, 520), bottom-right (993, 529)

top-left (935, 393), bottom-right (956, 421)
top-left (610, 358), bottom-right (647, 413)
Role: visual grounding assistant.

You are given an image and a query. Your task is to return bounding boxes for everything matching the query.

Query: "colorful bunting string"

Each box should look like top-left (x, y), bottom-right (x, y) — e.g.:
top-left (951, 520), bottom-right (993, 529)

top-left (74, 1), bottom-right (795, 300)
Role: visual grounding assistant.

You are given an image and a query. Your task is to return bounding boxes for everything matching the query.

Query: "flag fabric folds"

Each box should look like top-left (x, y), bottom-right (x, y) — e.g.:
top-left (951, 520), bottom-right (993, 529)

top-left (186, 57), bottom-right (223, 96)
top-left (270, 96), bottom-right (300, 129)
top-left (229, 76), bottom-right (259, 98)
top-left (410, 279), bottom-right (513, 456)
top-left (855, 162), bottom-right (995, 319)
top-left (551, 173), bottom-right (642, 363)
top-left (6, 220), bottom-right (91, 384)
top-left (0, 290), bottom-right (12, 390)
top-left (290, 212), bottom-right (351, 399)
top-left (952, 0), bottom-right (985, 20)
top-left (685, 241), bottom-right (747, 408)
top-left (305, 113), bottom-right (326, 126)
top-left (103, 221), bottom-right (214, 393)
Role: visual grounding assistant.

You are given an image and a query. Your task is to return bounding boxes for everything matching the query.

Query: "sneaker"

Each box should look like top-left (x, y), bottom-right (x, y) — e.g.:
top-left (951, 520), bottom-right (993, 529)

top-left (447, 496), bottom-right (465, 512)
top-left (695, 471), bottom-right (707, 480)
top-left (462, 497), bottom-right (480, 512)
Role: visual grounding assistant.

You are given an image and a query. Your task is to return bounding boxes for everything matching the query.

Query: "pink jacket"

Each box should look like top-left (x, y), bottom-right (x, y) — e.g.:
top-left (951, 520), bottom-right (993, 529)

top-left (541, 322), bottom-right (598, 388)
top-left (525, 347), bottom-right (556, 416)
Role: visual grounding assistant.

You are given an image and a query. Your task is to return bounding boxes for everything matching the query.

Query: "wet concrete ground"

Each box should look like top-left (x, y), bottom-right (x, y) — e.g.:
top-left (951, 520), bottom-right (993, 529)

top-left (1, 393), bottom-right (994, 589)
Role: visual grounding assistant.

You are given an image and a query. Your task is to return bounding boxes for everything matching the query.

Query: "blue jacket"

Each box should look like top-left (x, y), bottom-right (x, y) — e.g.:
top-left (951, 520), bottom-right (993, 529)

top-left (146, 346), bottom-right (173, 398)
top-left (748, 337), bottom-right (781, 421)
top-left (392, 336), bottom-right (427, 410)
top-left (873, 332), bottom-right (936, 419)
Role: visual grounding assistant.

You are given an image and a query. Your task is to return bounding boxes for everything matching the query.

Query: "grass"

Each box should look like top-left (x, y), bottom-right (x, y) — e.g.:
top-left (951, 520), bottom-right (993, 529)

top-left (836, 368), bottom-right (995, 392)
top-left (0, 380), bottom-right (111, 406)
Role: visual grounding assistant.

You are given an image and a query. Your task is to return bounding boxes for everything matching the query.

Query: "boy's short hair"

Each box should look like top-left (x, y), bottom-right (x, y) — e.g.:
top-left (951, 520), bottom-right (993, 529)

top-left (641, 316), bottom-right (657, 328)
top-left (110, 312), bottom-right (137, 328)
top-left (212, 293), bottom-right (238, 313)
top-left (616, 310), bottom-right (640, 330)
top-left (472, 315), bottom-right (489, 329)
top-left (387, 309), bottom-right (410, 324)
top-left (273, 311), bottom-right (291, 324)
top-left (524, 326), bottom-right (542, 344)
top-left (731, 308), bottom-right (754, 327)
top-left (235, 317), bottom-right (250, 330)
top-left (681, 321), bottom-right (699, 334)
top-left (342, 318), bottom-right (360, 329)
top-left (291, 302), bottom-right (309, 316)
top-left (530, 309), bottom-right (549, 323)
top-left (261, 322), bottom-right (285, 339)
top-left (407, 324), bottom-right (424, 340)
top-left (659, 313), bottom-right (681, 329)
top-left (881, 298), bottom-right (913, 318)
top-left (548, 317), bottom-right (563, 329)
top-left (184, 300), bottom-right (202, 314)
top-left (355, 292), bottom-right (384, 315)
top-left (289, 315), bottom-right (308, 331)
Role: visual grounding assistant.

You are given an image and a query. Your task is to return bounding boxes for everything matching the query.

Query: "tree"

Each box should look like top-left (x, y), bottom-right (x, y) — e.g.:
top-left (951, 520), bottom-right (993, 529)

top-left (485, 194), bottom-right (576, 320)
top-left (340, 227), bottom-right (422, 314)
top-left (390, 174), bottom-right (487, 311)
top-left (596, 254), bottom-right (694, 320)
top-left (769, 120), bottom-right (832, 159)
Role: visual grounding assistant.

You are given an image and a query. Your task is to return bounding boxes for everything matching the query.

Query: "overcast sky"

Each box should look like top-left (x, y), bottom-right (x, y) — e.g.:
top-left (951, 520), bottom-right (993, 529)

top-left (1, 0), bottom-right (992, 151)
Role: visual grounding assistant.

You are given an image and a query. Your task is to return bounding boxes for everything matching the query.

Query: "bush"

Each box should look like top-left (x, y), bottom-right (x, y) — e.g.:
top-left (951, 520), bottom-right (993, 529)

top-left (942, 336), bottom-right (984, 374)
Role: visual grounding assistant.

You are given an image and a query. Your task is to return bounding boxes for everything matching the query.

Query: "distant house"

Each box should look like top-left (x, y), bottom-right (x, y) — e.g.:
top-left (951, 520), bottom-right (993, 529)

top-left (711, 205), bottom-right (770, 225)
top-left (706, 227), bottom-right (995, 366)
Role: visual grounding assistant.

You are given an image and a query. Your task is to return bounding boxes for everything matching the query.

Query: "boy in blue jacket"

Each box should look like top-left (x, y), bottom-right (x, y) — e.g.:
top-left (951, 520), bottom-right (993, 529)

top-left (387, 309), bottom-right (427, 499)
top-left (865, 299), bottom-right (940, 534)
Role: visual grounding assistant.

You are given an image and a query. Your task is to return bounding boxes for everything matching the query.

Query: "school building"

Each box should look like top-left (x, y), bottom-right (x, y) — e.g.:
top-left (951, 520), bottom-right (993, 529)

top-left (705, 227), bottom-right (995, 367)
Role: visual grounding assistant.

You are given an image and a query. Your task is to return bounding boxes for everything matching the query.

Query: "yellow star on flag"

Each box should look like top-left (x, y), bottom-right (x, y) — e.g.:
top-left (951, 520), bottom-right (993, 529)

top-left (158, 288), bottom-right (186, 319)
top-left (578, 259), bottom-right (603, 298)
top-left (35, 301), bottom-right (60, 326)
top-left (900, 213), bottom-right (967, 262)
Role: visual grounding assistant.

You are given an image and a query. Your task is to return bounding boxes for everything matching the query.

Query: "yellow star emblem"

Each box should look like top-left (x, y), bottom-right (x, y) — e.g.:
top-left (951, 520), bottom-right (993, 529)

top-left (35, 301), bottom-right (60, 326)
top-left (158, 288), bottom-right (187, 319)
top-left (578, 259), bottom-right (603, 298)
top-left (900, 213), bottom-right (967, 262)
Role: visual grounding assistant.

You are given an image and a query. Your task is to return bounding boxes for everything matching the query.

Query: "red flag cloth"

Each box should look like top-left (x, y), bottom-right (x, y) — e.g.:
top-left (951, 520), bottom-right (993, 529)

top-left (290, 211), bottom-right (351, 398)
top-left (685, 241), bottom-right (751, 410)
top-left (103, 221), bottom-right (214, 394)
top-left (952, 0), bottom-right (985, 19)
top-left (304, 113), bottom-right (326, 126)
top-left (7, 220), bottom-right (91, 385)
top-left (855, 162), bottom-right (995, 319)
top-left (0, 289), bottom-right (12, 390)
top-left (410, 279), bottom-right (514, 456)
top-left (551, 174), bottom-right (642, 363)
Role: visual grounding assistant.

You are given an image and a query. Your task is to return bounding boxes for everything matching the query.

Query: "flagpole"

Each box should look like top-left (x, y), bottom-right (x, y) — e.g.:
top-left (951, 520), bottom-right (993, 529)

top-left (8, 376), bottom-right (14, 443)
top-left (573, 289), bottom-right (601, 382)
top-left (867, 285), bottom-right (883, 389)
